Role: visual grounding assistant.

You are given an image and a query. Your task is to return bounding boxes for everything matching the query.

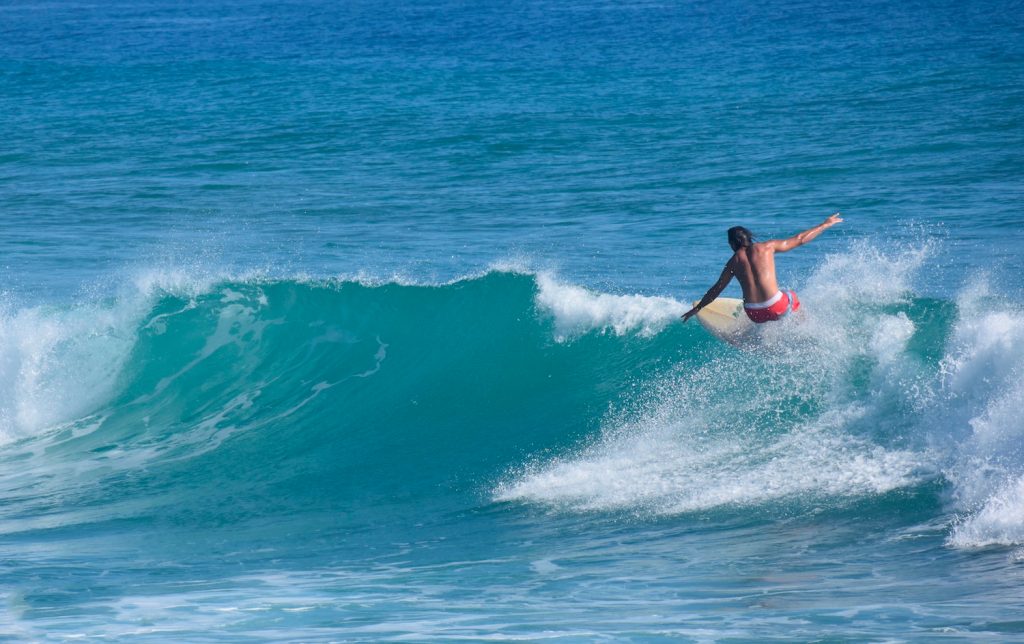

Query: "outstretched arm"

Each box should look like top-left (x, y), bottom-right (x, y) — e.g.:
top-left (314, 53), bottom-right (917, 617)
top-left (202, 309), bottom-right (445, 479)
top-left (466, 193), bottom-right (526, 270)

top-left (771, 213), bottom-right (843, 253)
top-left (681, 263), bottom-right (734, 323)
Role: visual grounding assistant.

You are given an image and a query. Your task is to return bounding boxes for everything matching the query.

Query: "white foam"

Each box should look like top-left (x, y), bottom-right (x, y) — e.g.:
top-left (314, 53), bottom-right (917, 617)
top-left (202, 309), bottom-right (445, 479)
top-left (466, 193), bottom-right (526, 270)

top-left (940, 284), bottom-right (1023, 401)
top-left (499, 242), bottom-right (938, 515)
top-left (869, 313), bottom-right (916, 366)
top-left (800, 239), bottom-right (931, 309)
top-left (0, 299), bottom-right (138, 443)
top-left (496, 403), bottom-right (925, 514)
top-left (534, 273), bottom-right (686, 340)
top-left (937, 285), bottom-right (1024, 547)
top-left (949, 475), bottom-right (1024, 548)
top-left (0, 266), bottom-right (242, 444)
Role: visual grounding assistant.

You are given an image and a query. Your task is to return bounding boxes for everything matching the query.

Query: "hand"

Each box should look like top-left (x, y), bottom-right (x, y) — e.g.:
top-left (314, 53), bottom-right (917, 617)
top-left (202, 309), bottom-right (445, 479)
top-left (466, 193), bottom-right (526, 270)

top-left (824, 212), bottom-right (843, 226)
top-left (681, 308), bottom-right (697, 323)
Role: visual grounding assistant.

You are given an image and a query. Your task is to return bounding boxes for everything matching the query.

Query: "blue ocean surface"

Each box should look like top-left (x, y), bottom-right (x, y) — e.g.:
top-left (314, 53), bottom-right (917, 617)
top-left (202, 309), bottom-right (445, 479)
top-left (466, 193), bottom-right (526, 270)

top-left (1, 0), bottom-right (1023, 640)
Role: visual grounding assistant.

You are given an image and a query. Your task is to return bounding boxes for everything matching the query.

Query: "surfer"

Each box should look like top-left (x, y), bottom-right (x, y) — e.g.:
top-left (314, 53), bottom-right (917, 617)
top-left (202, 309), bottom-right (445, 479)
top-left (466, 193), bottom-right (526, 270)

top-left (681, 213), bottom-right (843, 324)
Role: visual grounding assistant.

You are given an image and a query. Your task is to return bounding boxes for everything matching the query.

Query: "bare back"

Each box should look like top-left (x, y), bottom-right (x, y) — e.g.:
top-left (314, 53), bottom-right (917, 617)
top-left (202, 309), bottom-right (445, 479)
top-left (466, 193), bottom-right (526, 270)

top-left (729, 242), bottom-right (779, 304)
top-left (680, 214), bottom-right (842, 324)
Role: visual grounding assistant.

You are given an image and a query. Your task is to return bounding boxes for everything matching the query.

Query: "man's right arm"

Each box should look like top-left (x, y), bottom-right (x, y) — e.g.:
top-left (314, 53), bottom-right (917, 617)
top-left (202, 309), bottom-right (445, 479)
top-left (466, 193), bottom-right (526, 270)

top-left (771, 213), bottom-right (843, 253)
top-left (681, 261), bottom-right (735, 323)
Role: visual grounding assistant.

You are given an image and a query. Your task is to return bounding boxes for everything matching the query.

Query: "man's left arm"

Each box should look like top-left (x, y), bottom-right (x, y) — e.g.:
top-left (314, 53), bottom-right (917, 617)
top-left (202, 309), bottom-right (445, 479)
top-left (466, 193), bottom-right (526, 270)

top-left (681, 263), bottom-right (734, 322)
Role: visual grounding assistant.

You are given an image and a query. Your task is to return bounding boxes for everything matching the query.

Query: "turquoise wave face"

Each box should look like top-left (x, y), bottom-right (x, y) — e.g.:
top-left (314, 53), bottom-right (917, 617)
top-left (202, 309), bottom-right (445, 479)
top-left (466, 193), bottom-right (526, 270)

top-left (0, 272), bottom-right (704, 530)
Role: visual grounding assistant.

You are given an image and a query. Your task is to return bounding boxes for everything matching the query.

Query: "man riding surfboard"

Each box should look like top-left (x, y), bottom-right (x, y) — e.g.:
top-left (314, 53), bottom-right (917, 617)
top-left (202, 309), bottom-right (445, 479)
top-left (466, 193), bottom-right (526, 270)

top-left (681, 213), bottom-right (843, 324)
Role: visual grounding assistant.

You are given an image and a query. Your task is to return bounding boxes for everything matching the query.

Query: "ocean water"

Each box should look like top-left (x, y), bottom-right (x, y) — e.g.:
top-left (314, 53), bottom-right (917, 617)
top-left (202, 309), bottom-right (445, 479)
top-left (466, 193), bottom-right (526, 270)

top-left (2, 0), bottom-right (1024, 640)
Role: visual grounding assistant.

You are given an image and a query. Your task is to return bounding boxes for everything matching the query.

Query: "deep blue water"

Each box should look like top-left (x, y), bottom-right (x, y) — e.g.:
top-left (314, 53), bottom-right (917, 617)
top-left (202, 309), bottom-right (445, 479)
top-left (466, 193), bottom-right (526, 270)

top-left (2, 0), bottom-right (1024, 640)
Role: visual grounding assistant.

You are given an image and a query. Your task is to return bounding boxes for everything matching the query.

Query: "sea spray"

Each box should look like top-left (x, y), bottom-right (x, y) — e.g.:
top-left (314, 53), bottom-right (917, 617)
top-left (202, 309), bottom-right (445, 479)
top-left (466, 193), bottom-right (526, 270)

top-left (942, 282), bottom-right (1024, 548)
top-left (534, 272), bottom-right (686, 340)
top-left (498, 243), bottom-right (941, 514)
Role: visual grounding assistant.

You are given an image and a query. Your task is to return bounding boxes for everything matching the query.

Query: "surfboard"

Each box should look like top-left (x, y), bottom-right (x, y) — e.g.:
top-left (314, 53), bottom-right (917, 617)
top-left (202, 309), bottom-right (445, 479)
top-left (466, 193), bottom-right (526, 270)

top-left (693, 297), bottom-right (755, 346)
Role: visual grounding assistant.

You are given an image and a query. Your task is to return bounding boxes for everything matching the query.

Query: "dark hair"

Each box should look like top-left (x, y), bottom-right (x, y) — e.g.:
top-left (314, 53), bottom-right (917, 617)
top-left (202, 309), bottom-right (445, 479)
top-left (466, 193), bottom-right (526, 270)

top-left (727, 226), bottom-right (754, 251)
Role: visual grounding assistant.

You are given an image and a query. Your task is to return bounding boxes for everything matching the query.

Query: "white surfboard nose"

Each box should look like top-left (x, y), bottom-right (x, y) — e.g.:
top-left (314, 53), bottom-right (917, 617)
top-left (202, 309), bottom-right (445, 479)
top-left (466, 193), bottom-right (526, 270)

top-left (693, 297), bottom-right (754, 347)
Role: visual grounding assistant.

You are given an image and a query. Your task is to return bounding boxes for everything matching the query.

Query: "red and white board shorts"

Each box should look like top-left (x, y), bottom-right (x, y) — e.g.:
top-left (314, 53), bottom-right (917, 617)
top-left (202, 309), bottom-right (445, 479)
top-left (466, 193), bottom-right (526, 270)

top-left (744, 290), bottom-right (800, 324)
